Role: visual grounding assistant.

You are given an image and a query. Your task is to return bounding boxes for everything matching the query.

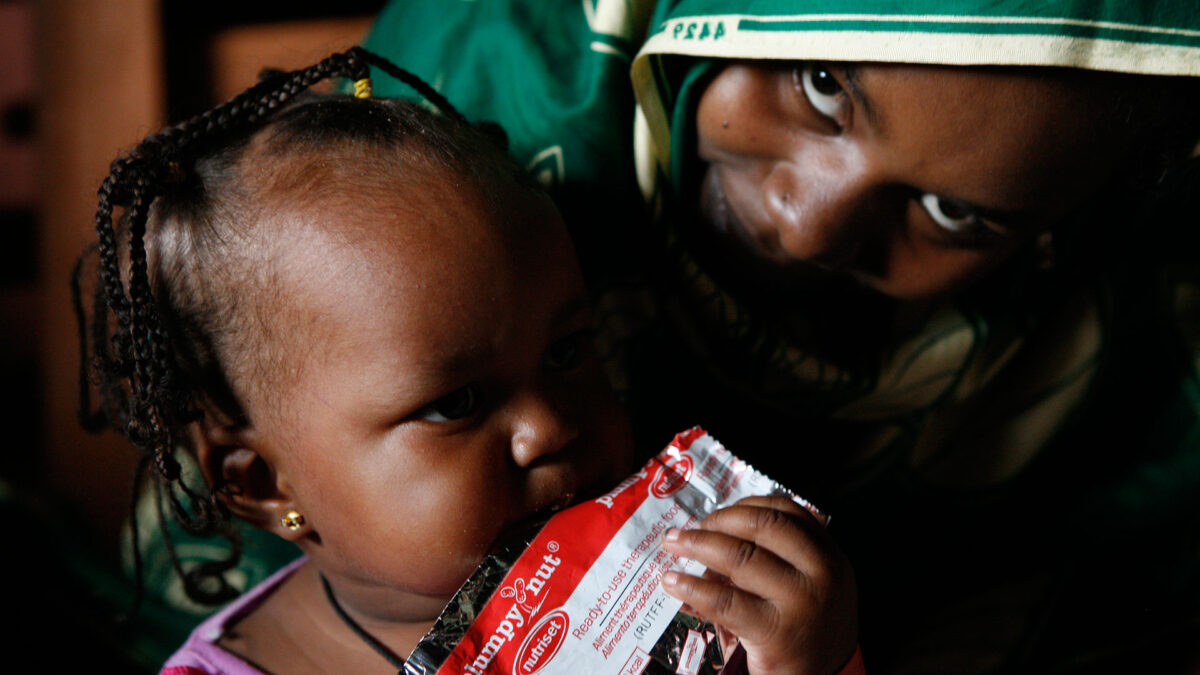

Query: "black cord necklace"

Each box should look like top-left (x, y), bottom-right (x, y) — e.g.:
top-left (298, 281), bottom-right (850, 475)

top-left (320, 574), bottom-right (406, 673)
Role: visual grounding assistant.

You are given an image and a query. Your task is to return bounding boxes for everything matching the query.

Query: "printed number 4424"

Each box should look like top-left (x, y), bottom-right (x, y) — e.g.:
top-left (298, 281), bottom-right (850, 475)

top-left (673, 21), bottom-right (725, 40)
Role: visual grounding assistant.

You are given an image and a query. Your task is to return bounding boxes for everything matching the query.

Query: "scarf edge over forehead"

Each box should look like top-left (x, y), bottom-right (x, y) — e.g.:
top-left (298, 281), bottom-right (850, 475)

top-left (631, 0), bottom-right (1200, 174)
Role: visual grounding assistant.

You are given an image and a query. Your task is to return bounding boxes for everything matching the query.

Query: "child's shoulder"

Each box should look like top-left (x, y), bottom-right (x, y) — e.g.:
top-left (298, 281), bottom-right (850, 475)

top-left (162, 556), bottom-right (307, 675)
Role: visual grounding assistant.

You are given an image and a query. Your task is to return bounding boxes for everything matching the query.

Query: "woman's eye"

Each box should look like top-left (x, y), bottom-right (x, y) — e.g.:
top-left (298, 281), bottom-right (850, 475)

top-left (543, 331), bottom-right (590, 372)
top-left (415, 384), bottom-right (481, 422)
top-left (795, 63), bottom-right (847, 121)
top-left (920, 193), bottom-right (985, 233)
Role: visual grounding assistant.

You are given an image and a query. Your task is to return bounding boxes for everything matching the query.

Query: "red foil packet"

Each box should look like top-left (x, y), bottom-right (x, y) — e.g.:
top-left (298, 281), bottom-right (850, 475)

top-left (403, 428), bottom-right (821, 675)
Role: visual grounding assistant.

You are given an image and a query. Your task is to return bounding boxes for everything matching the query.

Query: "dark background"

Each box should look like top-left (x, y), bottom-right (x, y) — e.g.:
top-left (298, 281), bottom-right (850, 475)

top-left (0, 2), bottom-right (385, 668)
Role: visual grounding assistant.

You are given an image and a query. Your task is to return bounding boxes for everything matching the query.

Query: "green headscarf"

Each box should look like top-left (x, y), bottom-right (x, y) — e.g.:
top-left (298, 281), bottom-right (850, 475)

top-left (633, 0), bottom-right (1200, 180)
top-left (365, 1), bottom-right (1200, 201)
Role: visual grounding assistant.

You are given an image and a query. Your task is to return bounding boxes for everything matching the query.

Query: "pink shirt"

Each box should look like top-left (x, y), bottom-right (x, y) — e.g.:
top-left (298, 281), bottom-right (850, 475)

top-left (160, 556), bottom-right (306, 675)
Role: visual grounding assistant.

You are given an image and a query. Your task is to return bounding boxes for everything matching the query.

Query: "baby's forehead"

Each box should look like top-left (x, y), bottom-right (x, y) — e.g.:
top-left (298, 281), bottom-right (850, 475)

top-left (257, 180), bottom-right (565, 344)
top-left (228, 161), bottom-right (574, 408)
top-left (253, 151), bottom-right (556, 275)
top-left (245, 131), bottom-right (529, 217)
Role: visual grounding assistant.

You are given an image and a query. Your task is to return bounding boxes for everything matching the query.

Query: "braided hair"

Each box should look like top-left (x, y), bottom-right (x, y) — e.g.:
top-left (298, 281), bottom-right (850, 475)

top-left (72, 47), bottom-right (514, 609)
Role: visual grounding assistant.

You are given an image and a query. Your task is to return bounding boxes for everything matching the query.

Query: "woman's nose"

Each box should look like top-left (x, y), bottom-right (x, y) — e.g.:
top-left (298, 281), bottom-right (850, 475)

top-left (761, 157), bottom-right (880, 269)
top-left (509, 390), bottom-right (579, 468)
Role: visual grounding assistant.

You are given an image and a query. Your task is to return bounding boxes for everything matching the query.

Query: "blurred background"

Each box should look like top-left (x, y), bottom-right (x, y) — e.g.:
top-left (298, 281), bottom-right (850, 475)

top-left (1, 1), bottom-right (383, 668)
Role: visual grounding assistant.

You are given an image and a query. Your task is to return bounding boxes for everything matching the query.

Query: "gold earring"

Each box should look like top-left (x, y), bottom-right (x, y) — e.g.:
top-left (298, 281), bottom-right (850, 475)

top-left (281, 510), bottom-right (306, 531)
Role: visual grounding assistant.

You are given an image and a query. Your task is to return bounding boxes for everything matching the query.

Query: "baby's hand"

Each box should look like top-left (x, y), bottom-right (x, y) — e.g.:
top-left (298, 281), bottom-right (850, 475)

top-left (661, 495), bottom-right (858, 675)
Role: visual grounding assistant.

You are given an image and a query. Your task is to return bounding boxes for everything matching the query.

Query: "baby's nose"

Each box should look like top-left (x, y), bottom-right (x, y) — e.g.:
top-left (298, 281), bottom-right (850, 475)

top-left (509, 390), bottom-right (579, 468)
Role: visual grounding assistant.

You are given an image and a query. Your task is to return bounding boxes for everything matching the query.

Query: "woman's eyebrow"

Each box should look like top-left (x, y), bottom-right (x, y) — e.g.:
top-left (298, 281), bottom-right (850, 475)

top-left (840, 64), bottom-right (880, 130)
top-left (970, 204), bottom-right (1040, 234)
top-left (938, 194), bottom-right (1034, 235)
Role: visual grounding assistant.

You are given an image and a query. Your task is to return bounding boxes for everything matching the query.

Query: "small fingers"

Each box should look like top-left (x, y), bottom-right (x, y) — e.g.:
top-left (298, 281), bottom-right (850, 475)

top-left (684, 499), bottom-right (837, 582)
top-left (661, 497), bottom-right (858, 675)
top-left (661, 569), bottom-right (778, 645)
top-left (663, 525), bottom-right (803, 600)
top-left (734, 494), bottom-right (828, 526)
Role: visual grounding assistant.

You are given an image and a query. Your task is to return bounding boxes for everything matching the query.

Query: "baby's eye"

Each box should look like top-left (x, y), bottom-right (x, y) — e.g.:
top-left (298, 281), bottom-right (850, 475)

top-left (415, 384), bottom-right (482, 422)
top-left (920, 193), bottom-right (985, 234)
top-left (543, 331), bottom-right (591, 372)
top-left (794, 63), bottom-right (847, 122)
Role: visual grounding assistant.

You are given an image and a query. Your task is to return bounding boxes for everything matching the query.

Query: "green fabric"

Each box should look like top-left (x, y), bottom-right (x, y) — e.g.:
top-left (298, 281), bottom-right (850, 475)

top-left (125, 471), bottom-right (302, 622)
top-left (639, 0), bottom-right (1200, 56)
top-left (362, 1), bottom-right (651, 281)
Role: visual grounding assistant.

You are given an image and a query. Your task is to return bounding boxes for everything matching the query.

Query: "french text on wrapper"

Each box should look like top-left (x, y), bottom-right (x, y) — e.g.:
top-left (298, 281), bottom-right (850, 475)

top-left (570, 503), bottom-right (699, 659)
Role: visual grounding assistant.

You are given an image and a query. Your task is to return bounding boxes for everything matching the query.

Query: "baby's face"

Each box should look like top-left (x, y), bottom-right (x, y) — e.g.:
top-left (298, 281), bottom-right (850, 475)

top-left (241, 164), bottom-right (633, 618)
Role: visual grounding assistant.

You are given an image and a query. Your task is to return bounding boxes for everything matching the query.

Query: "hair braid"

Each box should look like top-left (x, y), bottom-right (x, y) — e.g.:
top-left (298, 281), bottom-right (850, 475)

top-left (76, 47), bottom-right (428, 609)
top-left (358, 49), bottom-right (467, 124)
top-left (85, 47), bottom-right (374, 464)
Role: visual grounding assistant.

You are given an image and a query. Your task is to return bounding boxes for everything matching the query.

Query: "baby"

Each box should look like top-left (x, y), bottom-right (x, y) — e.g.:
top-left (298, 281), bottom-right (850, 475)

top-left (77, 48), bottom-right (856, 675)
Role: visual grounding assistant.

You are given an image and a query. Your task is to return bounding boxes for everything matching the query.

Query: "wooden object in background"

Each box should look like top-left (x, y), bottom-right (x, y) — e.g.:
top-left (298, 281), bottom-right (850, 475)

top-left (36, 0), bottom-right (164, 552)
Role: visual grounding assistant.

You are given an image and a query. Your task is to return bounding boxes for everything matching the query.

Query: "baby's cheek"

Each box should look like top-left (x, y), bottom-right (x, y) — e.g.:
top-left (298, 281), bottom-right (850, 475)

top-left (438, 498), bottom-right (507, 559)
top-left (395, 532), bottom-right (491, 596)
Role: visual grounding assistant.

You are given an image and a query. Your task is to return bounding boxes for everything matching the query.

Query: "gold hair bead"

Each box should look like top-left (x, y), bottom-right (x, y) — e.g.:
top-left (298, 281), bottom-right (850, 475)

top-left (353, 78), bottom-right (373, 99)
top-left (281, 510), bottom-right (306, 531)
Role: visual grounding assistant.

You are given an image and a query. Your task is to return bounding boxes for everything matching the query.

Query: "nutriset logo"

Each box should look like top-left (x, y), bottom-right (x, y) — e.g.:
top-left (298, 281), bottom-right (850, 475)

top-left (514, 608), bottom-right (570, 674)
top-left (650, 451), bottom-right (692, 499)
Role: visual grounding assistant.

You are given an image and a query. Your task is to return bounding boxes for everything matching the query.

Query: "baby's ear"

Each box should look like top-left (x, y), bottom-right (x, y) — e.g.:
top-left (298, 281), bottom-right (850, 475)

top-left (190, 417), bottom-right (311, 542)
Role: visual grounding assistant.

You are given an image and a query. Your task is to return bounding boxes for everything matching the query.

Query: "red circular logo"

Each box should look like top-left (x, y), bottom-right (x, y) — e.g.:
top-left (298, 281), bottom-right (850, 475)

top-left (515, 609), bottom-right (569, 674)
top-left (651, 454), bottom-right (693, 498)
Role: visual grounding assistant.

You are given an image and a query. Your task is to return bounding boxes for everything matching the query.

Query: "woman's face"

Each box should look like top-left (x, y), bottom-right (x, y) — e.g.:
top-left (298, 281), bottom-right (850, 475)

top-left (695, 62), bottom-right (1123, 299)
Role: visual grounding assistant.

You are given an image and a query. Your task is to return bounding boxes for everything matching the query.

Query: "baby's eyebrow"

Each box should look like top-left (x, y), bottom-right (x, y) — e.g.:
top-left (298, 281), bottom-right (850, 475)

top-left (413, 343), bottom-right (495, 378)
top-left (400, 294), bottom-right (593, 386)
top-left (552, 294), bottom-right (593, 328)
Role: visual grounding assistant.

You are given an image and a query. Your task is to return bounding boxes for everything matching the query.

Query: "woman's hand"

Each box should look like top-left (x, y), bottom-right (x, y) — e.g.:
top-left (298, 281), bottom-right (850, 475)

top-left (661, 495), bottom-right (858, 675)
